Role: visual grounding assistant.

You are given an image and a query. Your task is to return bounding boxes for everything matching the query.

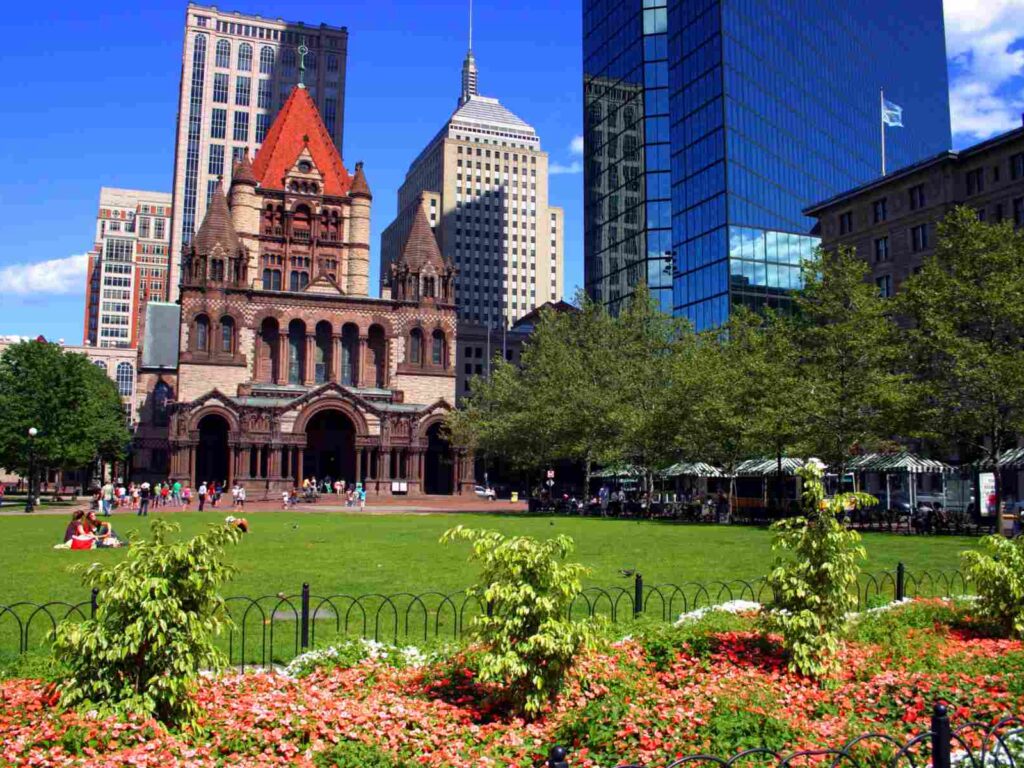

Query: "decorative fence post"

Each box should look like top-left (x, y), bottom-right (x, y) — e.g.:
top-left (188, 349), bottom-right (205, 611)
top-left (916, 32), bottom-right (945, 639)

top-left (547, 746), bottom-right (569, 768)
top-left (300, 582), bottom-right (310, 651)
top-left (932, 702), bottom-right (951, 768)
top-left (896, 562), bottom-right (906, 602)
top-left (90, 588), bottom-right (98, 619)
top-left (634, 572), bottom-right (644, 619)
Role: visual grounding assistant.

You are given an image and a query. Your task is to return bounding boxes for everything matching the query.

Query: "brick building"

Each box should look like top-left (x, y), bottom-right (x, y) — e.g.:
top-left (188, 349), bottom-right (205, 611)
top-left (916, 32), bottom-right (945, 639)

top-left (804, 124), bottom-right (1024, 296)
top-left (134, 83), bottom-right (471, 497)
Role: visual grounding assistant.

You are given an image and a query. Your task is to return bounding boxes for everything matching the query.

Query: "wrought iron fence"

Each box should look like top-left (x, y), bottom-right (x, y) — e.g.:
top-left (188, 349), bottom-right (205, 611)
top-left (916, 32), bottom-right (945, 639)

top-left (538, 703), bottom-right (1024, 768)
top-left (0, 564), bottom-right (972, 669)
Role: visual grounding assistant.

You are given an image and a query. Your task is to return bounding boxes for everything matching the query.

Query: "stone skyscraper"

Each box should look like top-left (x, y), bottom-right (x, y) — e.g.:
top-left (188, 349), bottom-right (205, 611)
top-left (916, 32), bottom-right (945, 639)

top-left (168, 3), bottom-right (349, 300)
top-left (380, 46), bottom-right (564, 331)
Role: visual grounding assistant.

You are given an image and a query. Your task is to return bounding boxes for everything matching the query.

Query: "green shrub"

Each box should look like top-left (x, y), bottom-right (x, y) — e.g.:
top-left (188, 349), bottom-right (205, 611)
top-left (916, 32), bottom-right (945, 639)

top-left (51, 520), bottom-right (241, 725)
top-left (963, 534), bottom-right (1024, 637)
top-left (763, 460), bottom-right (870, 677)
top-left (634, 610), bottom-right (755, 670)
top-left (313, 740), bottom-right (412, 768)
top-left (441, 526), bottom-right (596, 717)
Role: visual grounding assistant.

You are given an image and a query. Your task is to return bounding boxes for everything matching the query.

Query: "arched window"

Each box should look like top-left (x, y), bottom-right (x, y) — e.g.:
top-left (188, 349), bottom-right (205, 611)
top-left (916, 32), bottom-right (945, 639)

top-left (116, 362), bottom-right (134, 397)
top-left (221, 316), bottom-right (235, 354)
top-left (431, 330), bottom-right (444, 366)
top-left (282, 46), bottom-right (296, 74)
top-left (290, 271), bottom-right (309, 291)
top-left (260, 46), bottom-right (274, 75)
top-left (153, 380), bottom-right (172, 426)
top-left (195, 315), bottom-right (210, 352)
top-left (215, 39), bottom-right (231, 68)
top-left (409, 328), bottom-right (422, 364)
top-left (210, 258), bottom-right (224, 282)
top-left (423, 276), bottom-right (436, 298)
top-left (93, 359), bottom-right (107, 373)
top-left (237, 42), bottom-right (252, 70)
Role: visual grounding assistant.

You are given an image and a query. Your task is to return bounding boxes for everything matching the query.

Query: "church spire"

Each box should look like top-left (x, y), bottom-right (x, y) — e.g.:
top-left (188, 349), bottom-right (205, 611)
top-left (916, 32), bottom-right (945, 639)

top-left (459, 0), bottom-right (478, 105)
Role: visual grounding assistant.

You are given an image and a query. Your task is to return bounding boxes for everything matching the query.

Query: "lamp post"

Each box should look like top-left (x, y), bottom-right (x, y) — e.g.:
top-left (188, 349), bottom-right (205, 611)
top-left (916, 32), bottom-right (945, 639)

top-left (25, 427), bottom-right (38, 513)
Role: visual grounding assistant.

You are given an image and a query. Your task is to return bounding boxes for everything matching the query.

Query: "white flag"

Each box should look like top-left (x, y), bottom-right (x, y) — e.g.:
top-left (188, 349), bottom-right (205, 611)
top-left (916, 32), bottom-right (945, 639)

top-left (882, 99), bottom-right (904, 128)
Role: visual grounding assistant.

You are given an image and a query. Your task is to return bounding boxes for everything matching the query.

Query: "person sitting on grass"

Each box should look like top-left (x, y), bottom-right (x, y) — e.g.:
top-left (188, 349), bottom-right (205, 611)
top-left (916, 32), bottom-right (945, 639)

top-left (86, 510), bottom-right (123, 548)
top-left (225, 515), bottom-right (249, 533)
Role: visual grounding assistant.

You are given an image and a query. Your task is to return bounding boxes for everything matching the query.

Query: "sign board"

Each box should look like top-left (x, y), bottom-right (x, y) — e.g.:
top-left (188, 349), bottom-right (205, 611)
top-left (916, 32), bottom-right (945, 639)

top-left (391, 481), bottom-right (408, 494)
top-left (547, 469), bottom-right (555, 479)
top-left (979, 472), bottom-right (997, 516)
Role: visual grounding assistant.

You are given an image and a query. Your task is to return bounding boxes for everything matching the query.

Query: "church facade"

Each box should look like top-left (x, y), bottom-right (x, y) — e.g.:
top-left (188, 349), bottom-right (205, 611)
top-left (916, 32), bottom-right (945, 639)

top-left (135, 84), bottom-right (471, 497)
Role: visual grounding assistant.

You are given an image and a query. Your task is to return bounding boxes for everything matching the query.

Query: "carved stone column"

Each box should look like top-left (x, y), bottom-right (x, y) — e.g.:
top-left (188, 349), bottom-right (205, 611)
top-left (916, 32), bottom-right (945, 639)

top-left (304, 333), bottom-right (316, 385)
top-left (276, 335), bottom-right (288, 385)
top-left (331, 333), bottom-right (342, 383)
top-left (358, 336), bottom-right (368, 387)
top-left (253, 331), bottom-right (262, 381)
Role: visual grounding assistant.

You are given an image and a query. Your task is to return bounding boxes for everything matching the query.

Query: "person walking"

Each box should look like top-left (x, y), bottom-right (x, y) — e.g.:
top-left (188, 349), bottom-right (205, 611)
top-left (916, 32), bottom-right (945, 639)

top-left (197, 481), bottom-right (208, 512)
top-left (100, 480), bottom-right (114, 517)
top-left (237, 484), bottom-right (246, 509)
top-left (358, 484), bottom-right (366, 512)
top-left (171, 479), bottom-right (182, 507)
top-left (138, 482), bottom-right (151, 516)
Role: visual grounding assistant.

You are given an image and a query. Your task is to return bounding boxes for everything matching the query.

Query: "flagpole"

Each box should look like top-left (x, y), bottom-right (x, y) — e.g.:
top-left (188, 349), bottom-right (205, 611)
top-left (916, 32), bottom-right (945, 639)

top-left (880, 88), bottom-right (886, 177)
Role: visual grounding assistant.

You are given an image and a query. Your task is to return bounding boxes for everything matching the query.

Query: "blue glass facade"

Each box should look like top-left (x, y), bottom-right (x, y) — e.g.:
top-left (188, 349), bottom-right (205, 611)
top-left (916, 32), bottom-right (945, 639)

top-left (584, 0), bottom-right (951, 328)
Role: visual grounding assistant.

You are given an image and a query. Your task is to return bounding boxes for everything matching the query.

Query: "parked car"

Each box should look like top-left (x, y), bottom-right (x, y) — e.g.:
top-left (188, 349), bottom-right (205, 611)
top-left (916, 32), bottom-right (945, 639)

top-left (474, 485), bottom-right (496, 500)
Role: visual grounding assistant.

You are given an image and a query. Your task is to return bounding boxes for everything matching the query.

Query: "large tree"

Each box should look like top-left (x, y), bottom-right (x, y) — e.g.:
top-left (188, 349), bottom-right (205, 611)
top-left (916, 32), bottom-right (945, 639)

top-left (0, 340), bottom-right (129, 487)
top-left (898, 207), bottom-right (1024, 529)
top-left (792, 246), bottom-right (908, 479)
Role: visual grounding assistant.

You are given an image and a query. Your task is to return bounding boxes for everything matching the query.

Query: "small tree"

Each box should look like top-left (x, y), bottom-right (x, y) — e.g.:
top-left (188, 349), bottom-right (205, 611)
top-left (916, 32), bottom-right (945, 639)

top-left (763, 461), bottom-right (871, 676)
top-left (52, 520), bottom-right (241, 724)
top-left (962, 535), bottom-right (1024, 637)
top-left (440, 526), bottom-right (594, 716)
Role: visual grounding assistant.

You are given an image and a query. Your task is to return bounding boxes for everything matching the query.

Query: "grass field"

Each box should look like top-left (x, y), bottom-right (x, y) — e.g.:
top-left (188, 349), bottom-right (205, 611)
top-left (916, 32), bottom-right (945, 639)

top-left (0, 509), bottom-right (981, 668)
top-left (1, 509), bottom-right (979, 604)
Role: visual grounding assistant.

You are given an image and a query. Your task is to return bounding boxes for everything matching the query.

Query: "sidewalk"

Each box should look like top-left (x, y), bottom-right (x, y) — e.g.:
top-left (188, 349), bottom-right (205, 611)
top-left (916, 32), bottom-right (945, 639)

top-left (0, 495), bottom-right (528, 517)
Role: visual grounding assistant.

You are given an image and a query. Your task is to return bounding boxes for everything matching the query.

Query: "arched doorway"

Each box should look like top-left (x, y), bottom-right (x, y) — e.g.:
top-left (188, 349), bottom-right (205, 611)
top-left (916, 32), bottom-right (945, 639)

top-left (303, 409), bottom-right (356, 485)
top-left (423, 422), bottom-right (454, 495)
top-left (196, 414), bottom-right (230, 486)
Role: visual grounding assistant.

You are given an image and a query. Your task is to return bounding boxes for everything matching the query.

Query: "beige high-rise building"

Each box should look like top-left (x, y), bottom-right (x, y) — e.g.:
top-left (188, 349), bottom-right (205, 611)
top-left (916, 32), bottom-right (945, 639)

top-left (380, 48), bottom-right (564, 331)
top-left (83, 188), bottom-right (172, 349)
top-left (168, 3), bottom-right (349, 300)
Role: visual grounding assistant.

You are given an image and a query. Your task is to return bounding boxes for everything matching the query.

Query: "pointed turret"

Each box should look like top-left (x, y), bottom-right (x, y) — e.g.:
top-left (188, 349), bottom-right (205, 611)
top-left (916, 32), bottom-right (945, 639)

top-left (194, 182), bottom-right (242, 256)
top-left (183, 181), bottom-right (247, 286)
top-left (391, 200), bottom-right (456, 304)
top-left (399, 200), bottom-right (446, 273)
top-left (231, 148), bottom-right (257, 187)
top-left (349, 161), bottom-right (372, 199)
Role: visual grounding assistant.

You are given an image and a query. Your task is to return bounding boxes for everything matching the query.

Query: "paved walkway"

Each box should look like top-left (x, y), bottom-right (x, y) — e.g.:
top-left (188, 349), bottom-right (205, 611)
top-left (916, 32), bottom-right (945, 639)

top-left (0, 495), bottom-right (528, 517)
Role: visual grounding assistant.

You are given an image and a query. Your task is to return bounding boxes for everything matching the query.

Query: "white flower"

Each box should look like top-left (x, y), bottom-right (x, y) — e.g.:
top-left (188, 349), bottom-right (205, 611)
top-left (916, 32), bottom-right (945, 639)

top-left (675, 600), bottom-right (762, 625)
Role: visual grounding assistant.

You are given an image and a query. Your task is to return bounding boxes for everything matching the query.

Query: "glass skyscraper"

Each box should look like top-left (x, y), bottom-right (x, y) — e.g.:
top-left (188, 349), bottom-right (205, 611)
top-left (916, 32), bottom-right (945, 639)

top-left (583, 0), bottom-right (951, 327)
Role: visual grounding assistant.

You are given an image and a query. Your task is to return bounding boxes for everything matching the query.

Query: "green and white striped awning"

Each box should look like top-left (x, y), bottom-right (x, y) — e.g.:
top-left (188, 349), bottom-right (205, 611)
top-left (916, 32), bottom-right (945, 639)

top-left (847, 451), bottom-right (954, 474)
top-left (661, 461), bottom-right (723, 478)
top-left (734, 457), bottom-right (810, 477)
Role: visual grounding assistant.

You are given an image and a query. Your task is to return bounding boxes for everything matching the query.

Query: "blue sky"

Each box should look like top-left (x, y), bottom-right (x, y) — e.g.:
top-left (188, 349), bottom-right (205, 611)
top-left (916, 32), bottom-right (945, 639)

top-left (0, 0), bottom-right (1021, 341)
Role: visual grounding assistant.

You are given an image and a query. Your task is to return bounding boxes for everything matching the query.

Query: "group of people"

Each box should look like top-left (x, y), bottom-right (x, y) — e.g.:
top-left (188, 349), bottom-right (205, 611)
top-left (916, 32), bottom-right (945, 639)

top-left (90, 479), bottom-right (251, 515)
top-left (286, 477), bottom-right (365, 509)
top-left (59, 510), bottom-right (123, 550)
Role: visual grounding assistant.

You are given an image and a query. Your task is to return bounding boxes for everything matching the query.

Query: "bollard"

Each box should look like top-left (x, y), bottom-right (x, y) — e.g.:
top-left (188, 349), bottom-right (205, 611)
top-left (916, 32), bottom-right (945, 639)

top-left (547, 746), bottom-right (569, 768)
top-left (932, 702), bottom-right (951, 768)
top-left (634, 573), bottom-right (644, 618)
top-left (90, 588), bottom-right (99, 619)
top-left (300, 582), bottom-right (310, 651)
top-left (896, 562), bottom-right (906, 602)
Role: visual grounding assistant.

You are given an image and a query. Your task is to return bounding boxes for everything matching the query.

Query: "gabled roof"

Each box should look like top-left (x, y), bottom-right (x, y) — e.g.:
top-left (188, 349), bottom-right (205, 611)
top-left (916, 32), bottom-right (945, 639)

top-left (250, 85), bottom-right (352, 196)
top-left (193, 182), bottom-right (243, 256)
top-left (397, 200), bottom-right (446, 273)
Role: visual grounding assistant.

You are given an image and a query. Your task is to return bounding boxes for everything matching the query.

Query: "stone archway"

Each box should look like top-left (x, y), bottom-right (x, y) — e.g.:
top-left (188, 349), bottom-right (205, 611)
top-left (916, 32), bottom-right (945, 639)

top-left (423, 422), bottom-right (454, 495)
top-left (303, 409), bottom-right (356, 485)
top-left (196, 414), bottom-right (230, 486)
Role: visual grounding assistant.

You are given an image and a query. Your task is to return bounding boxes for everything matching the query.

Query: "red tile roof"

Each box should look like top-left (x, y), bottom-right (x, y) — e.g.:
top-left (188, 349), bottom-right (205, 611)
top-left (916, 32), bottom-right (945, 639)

top-left (250, 86), bottom-right (352, 196)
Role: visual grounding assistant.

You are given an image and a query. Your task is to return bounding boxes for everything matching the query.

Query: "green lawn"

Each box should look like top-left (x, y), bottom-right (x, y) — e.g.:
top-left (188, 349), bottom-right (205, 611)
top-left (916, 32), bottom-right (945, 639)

top-left (1, 509), bottom-right (978, 604)
top-left (0, 510), bottom-right (979, 666)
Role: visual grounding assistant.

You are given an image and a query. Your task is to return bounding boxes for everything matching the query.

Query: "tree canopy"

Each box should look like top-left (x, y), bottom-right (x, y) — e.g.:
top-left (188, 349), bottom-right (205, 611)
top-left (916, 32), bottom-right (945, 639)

top-left (0, 340), bottom-right (130, 479)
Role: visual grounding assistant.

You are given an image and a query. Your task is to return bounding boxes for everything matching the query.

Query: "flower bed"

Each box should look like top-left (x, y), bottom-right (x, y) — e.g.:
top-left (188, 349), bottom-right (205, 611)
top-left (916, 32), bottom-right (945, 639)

top-left (3, 600), bottom-right (1024, 767)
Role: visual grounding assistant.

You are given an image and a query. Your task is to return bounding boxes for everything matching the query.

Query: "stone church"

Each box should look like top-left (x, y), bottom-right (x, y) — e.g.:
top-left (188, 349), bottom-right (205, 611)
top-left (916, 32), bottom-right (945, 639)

top-left (134, 83), bottom-right (471, 497)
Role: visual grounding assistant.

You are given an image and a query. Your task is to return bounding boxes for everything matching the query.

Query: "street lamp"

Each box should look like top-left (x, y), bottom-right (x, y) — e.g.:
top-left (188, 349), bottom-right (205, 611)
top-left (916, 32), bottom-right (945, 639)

top-left (25, 427), bottom-right (38, 514)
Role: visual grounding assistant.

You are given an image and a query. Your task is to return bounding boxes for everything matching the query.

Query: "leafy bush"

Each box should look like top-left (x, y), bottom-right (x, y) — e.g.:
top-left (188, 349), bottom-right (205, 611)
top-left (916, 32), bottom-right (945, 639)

top-left (963, 534), bottom-right (1024, 637)
top-left (52, 520), bottom-right (241, 725)
top-left (441, 526), bottom-right (596, 717)
top-left (313, 740), bottom-right (412, 768)
top-left (763, 460), bottom-right (870, 676)
top-left (632, 610), bottom-right (755, 670)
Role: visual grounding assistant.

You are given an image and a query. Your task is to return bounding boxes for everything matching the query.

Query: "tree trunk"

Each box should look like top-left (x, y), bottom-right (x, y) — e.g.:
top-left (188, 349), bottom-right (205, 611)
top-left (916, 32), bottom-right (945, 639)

top-left (584, 455), bottom-right (593, 516)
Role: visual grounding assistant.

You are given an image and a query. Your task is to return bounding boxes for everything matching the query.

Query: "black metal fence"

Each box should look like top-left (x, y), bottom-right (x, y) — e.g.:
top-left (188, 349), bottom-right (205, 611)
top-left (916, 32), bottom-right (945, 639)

top-left (0, 564), bottom-right (971, 669)
top-left (539, 703), bottom-right (1024, 768)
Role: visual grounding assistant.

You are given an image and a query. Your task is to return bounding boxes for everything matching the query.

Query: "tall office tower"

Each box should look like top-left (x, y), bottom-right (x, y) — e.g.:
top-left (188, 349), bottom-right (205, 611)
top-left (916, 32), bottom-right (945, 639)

top-left (168, 3), bottom-right (348, 299)
top-left (583, 0), bottom-right (951, 327)
top-left (380, 47), bottom-right (565, 330)
top-left (83, 188), bottom-right (172, 348)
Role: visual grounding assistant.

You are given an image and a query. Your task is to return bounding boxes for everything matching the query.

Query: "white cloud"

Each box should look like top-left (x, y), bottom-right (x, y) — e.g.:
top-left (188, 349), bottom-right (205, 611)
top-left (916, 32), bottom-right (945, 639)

top-left (569, 134), bottom-right (584, 155)
top-left (0, 253), bottom-right (89, 296)
top-left (550, 161), bottom-right (583, 175)
top-left (944, 0), bottom-right (1024, 141)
